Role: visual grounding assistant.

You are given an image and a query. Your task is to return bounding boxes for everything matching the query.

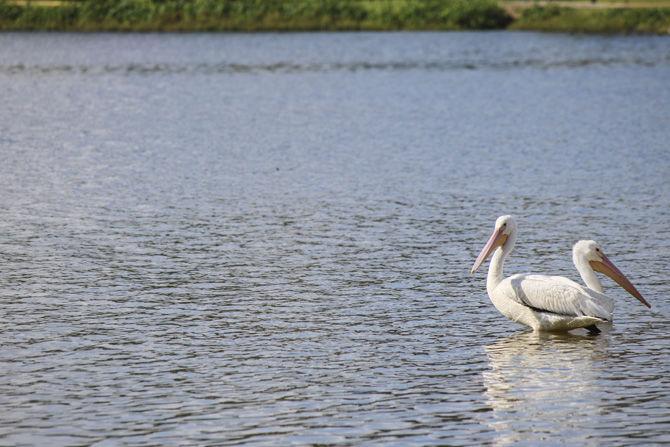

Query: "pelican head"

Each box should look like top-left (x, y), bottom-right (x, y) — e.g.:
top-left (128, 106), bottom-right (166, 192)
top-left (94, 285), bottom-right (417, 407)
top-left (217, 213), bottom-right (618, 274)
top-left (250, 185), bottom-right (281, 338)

top-left (471, 215), bottom-right (517, 274)
top-left (573, 240), bottom-right (651, 308)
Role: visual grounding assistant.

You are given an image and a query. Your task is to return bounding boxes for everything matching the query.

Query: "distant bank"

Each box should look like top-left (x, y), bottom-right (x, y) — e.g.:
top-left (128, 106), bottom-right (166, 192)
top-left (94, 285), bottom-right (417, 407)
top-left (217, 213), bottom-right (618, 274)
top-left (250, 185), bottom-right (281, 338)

top-left (0, 0), bottom-right (669, 34)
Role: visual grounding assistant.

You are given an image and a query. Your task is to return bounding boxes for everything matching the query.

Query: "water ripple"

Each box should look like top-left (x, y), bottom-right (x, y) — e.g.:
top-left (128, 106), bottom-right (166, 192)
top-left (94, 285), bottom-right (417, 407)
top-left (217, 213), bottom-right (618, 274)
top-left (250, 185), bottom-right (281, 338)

top-left (1, 32), bottom-right (669, 446)
top-left (0, 54), bottom-right (668, 76)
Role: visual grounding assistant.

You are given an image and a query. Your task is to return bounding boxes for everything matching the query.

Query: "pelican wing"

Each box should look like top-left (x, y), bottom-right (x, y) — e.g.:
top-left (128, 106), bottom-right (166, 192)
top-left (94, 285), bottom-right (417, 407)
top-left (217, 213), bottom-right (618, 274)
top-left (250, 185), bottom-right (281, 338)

top-left (500, 274), bottom-right (614, 321)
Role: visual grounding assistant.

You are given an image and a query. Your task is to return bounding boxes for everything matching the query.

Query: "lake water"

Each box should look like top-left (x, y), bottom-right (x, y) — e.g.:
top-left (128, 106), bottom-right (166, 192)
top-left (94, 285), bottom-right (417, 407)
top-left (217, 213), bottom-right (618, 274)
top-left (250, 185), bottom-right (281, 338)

top-left (0, 31), bottom-right (669, 446)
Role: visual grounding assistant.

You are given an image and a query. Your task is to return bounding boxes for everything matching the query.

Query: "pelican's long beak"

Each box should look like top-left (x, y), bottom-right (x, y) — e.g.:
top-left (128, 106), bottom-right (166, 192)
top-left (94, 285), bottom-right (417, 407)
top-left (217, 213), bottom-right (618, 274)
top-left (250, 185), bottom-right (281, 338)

top-left (470, 227), bottom-right (508, 274)
top-left (590, 254), bottom-right (651, 308)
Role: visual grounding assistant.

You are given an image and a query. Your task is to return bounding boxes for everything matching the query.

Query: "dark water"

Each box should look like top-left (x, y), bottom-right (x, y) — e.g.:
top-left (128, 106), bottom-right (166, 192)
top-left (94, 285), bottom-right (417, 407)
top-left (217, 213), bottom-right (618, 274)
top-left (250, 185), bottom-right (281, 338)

top-left (0, 32), bottom-right (669, 446)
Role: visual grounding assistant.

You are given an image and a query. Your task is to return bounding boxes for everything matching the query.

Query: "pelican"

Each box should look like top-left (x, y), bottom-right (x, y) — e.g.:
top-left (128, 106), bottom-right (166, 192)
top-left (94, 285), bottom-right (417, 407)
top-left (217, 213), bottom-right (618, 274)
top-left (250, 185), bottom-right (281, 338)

top-left (470, 216), bottom-right (650, 333)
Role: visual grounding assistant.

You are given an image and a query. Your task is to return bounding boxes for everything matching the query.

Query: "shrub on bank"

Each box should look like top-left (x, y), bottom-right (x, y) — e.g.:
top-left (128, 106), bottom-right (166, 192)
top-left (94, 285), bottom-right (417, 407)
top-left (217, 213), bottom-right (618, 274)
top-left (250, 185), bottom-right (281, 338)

top-left (0, 0), bottom-right (512, 31)
top-left (1, 0), bottom-right (667, 33)
top-left (511, 5), bottom-right (670, 34)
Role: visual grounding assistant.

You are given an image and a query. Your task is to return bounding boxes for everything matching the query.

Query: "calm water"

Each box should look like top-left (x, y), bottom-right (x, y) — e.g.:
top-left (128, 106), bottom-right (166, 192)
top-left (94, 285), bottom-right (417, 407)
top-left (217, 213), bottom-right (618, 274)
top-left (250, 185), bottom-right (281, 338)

top-left (0, 32), bottom-right (669, 446)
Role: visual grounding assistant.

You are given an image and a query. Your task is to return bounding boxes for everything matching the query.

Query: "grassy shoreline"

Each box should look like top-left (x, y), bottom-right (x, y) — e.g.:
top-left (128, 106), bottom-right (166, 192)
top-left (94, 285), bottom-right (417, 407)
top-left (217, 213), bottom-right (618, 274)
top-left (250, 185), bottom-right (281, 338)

top-left (0, 0), bottom-right (669, 34)
top-left (511, 5), bottom-right (670, 33)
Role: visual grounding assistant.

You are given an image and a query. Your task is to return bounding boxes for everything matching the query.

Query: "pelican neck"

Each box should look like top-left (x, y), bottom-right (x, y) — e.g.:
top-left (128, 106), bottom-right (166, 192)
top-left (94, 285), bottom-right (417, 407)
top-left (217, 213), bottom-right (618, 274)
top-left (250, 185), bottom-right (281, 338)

top-left (487, 247), bottom-right (506, 294)
top-left (574, 256), bottom-right (603, 292)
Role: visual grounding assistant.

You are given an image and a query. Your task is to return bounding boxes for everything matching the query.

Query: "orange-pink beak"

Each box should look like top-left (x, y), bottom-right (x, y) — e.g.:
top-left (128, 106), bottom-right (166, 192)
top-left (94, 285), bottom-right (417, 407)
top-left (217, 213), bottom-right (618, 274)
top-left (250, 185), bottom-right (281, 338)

top-left (470, 226), bottom-right (508, 274)
top-left (590, 254), bottom-right (651, 308)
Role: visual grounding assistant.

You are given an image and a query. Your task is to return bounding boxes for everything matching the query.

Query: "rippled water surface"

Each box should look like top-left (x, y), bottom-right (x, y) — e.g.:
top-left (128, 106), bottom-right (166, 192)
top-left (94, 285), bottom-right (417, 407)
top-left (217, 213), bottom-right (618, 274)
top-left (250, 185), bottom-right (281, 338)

top-left (1, 32), bottom-right (669, 446)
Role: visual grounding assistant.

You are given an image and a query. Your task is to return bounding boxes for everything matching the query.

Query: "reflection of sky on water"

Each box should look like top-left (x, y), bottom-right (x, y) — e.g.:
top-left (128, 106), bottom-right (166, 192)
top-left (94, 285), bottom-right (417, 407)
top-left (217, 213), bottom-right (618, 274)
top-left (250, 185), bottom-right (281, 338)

top-left (483, 331), bottom-right (611, 446)
top-left (1, 31), bottom-right (669, 446)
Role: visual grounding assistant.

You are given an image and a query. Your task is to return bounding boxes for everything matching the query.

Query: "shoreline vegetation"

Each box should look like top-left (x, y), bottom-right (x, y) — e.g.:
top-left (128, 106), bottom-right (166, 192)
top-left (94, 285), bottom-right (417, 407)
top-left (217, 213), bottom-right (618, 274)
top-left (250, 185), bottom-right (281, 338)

top-left (0, 0), bottom-right (669, 34)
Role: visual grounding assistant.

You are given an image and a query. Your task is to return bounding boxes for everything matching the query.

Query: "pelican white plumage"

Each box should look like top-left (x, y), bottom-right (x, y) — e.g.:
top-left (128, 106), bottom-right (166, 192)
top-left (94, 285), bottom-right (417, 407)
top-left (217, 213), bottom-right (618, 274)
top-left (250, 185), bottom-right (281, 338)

top-left (572, 240), bottom-right (650, 307)
top-left (470, 216), bottom-right (650, 333)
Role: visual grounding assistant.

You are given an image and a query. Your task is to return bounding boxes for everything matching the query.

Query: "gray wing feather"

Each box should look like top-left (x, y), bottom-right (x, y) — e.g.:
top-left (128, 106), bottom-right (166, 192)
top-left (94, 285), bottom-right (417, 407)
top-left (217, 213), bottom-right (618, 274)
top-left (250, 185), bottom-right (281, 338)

top-left (501, 274), bottom-right (613, 321)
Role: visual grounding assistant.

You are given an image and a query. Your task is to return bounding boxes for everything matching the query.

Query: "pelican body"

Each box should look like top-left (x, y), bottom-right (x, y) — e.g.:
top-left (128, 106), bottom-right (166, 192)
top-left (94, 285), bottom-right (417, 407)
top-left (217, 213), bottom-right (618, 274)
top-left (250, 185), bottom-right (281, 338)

top-left (470, 216), bottom-right (650, 333)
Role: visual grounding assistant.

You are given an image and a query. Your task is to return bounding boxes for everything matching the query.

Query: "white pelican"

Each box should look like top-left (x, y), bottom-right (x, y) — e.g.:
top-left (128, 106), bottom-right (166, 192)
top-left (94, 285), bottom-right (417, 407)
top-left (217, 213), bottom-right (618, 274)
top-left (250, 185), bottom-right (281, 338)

top-left (470, 216), bottom-right (650, 333)
top-left (572, 240), bottom-right (649, 306)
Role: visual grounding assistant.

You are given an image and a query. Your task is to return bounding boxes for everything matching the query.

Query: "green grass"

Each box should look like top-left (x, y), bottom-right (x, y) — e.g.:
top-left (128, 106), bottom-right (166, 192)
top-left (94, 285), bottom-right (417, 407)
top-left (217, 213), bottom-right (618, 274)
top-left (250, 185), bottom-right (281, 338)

top-left (522, 0), bottom-right (670, 3)
top-left (0, 0), bottom-right (669, 33)
top-left (511, 5), bottom-right (670, 33)
top-left (0, 0), bottom-right (513, 31)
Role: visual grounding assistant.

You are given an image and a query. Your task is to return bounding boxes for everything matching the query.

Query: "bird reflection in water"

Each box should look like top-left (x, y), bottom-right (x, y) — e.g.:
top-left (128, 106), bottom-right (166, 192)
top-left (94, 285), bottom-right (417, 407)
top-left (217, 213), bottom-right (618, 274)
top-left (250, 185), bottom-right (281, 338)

top-left (482, 330), bottom-right (610, 446)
